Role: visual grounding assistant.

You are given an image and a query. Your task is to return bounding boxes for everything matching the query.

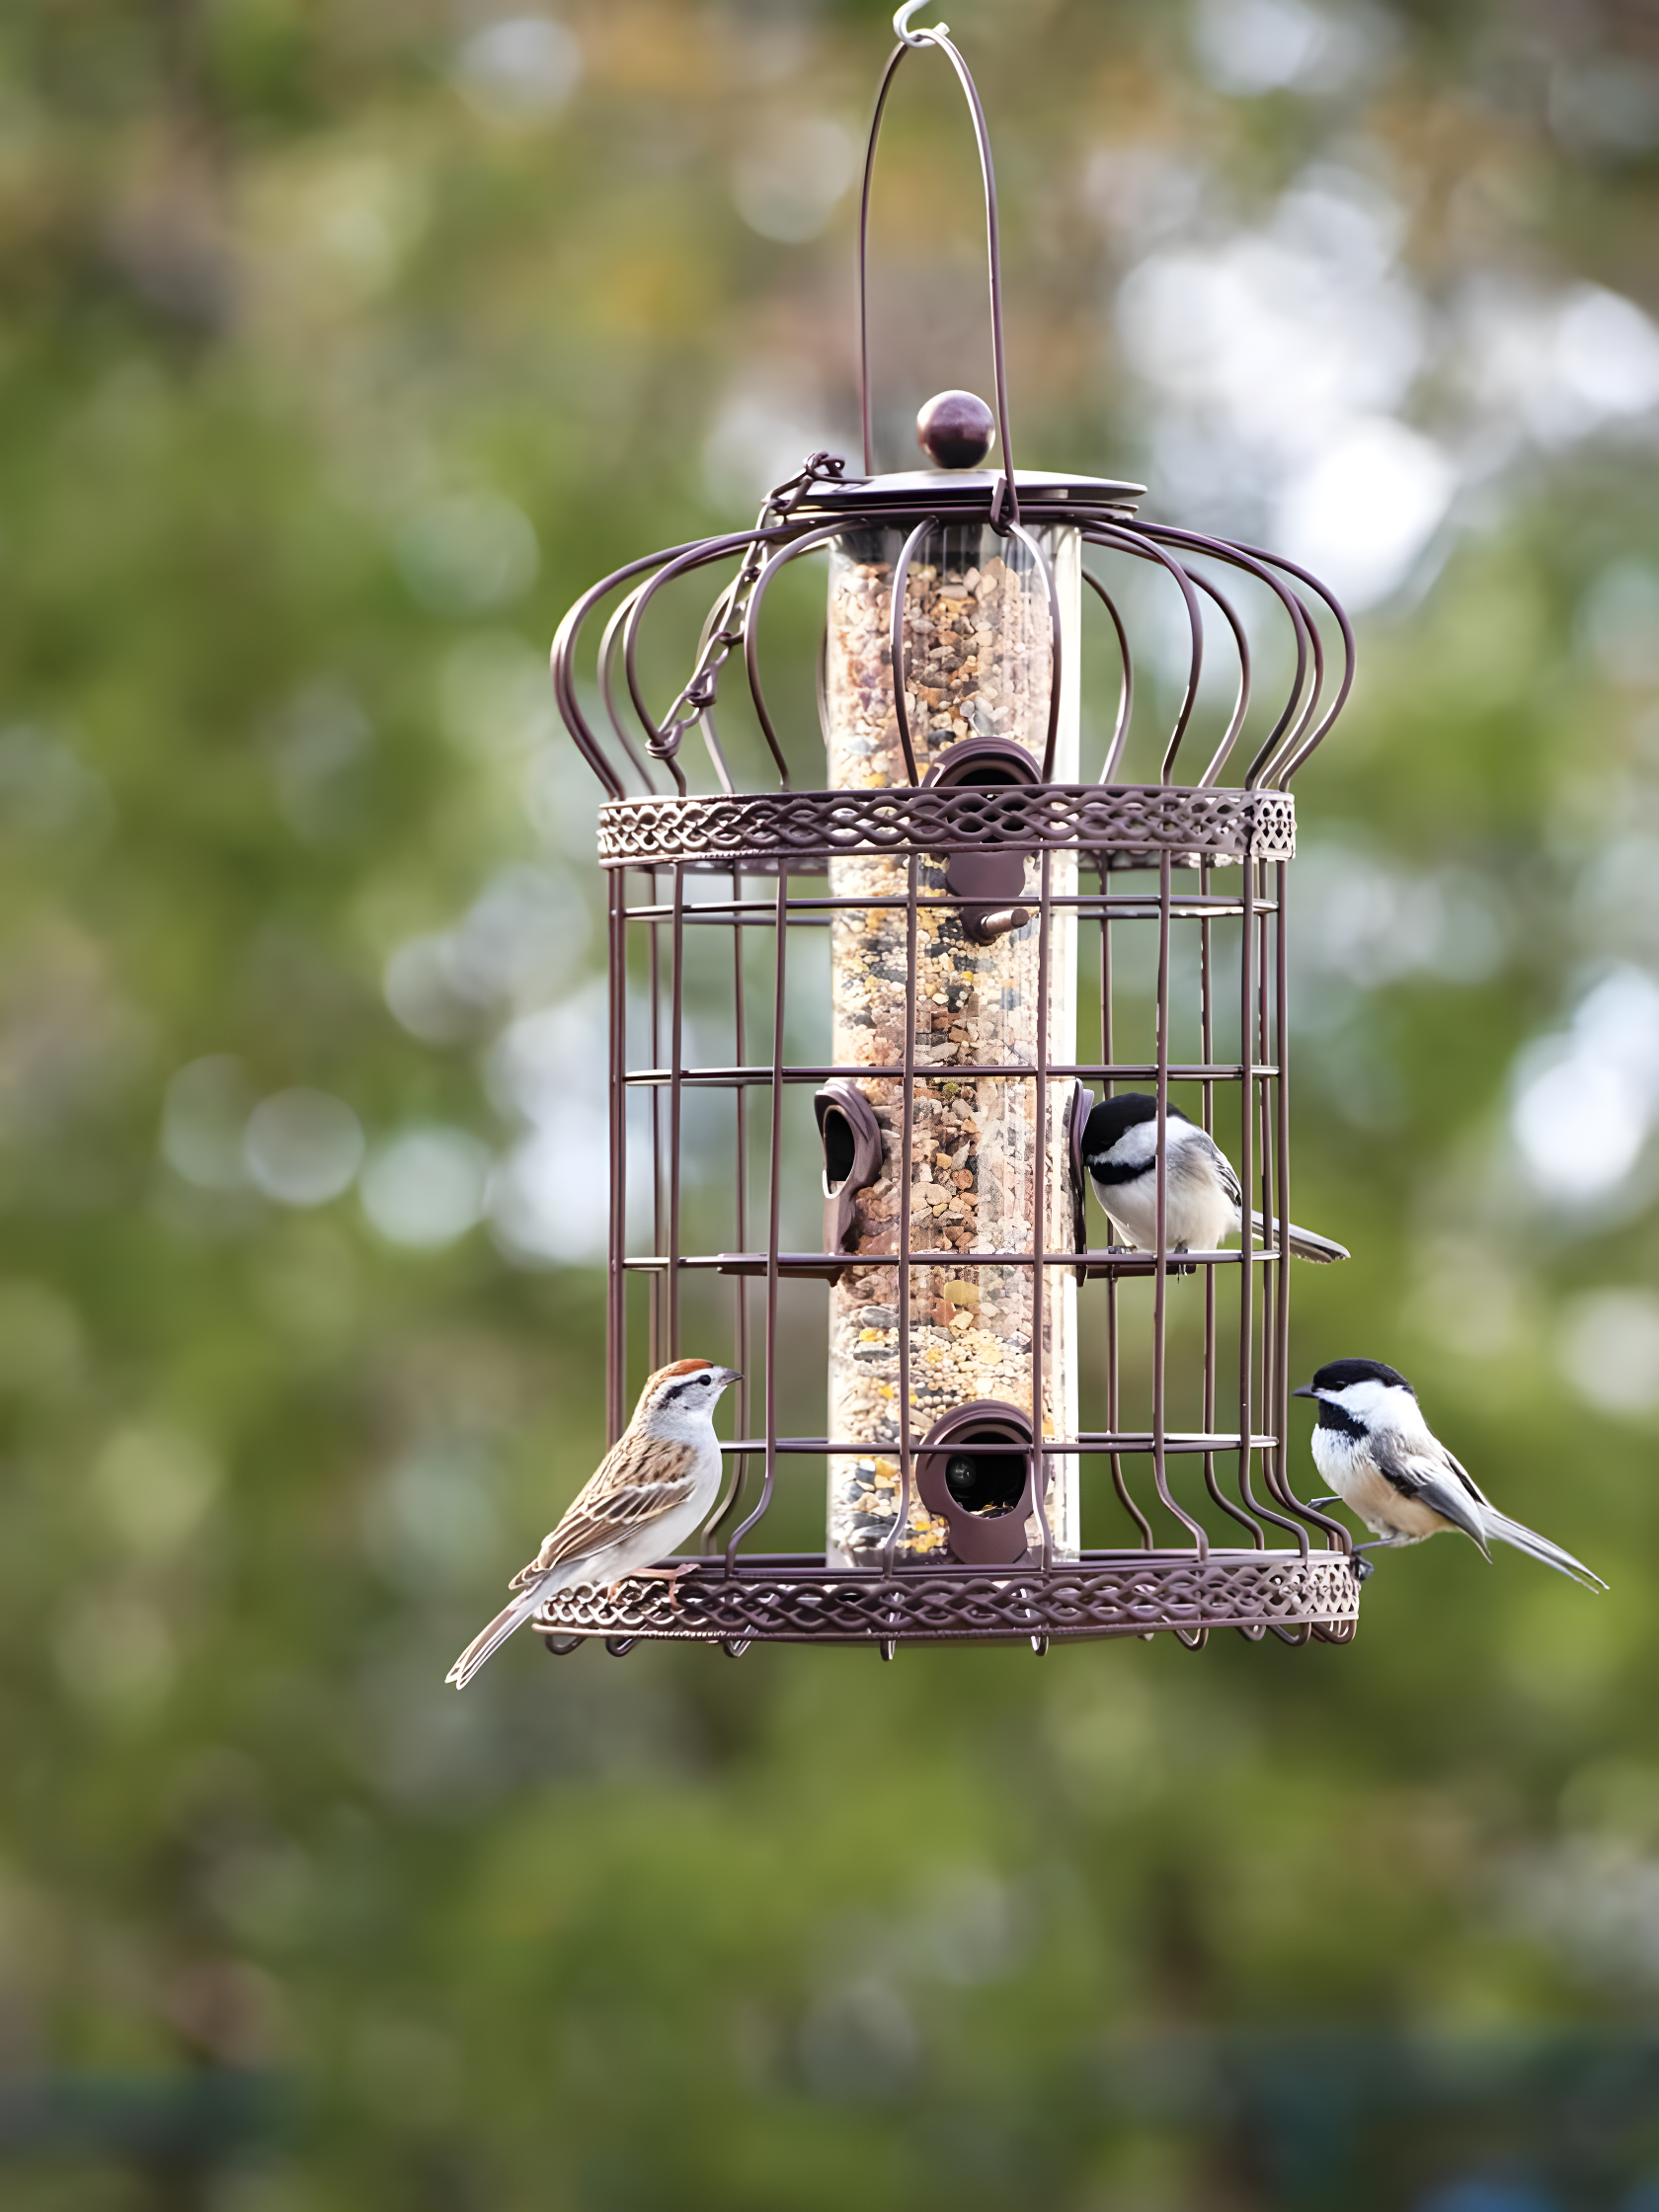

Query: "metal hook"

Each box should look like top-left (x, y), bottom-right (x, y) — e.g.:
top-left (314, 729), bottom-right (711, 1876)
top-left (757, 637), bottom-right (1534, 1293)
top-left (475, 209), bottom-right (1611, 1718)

top-left (858, 24), bottom-right (1019, 525)
top-left (894, 3), bottom-right (947, 43)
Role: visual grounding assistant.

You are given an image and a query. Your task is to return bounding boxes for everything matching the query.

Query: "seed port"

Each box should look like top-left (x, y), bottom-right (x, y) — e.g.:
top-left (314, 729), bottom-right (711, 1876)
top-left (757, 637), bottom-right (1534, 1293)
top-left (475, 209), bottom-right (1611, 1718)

top-left (814, 1079), bottom-right (885, 1265)
top-left (823, 1107), bottom-right (855, 1186)
top-left (944, 1450), bottom-right (1027, 1517)
top-left (928, 738), bottom-right (1043, 944)
top-left (915, 1401), bottom-right (1037, 1566)
top-left (1066, 1080), bottom-right (1095, 1280)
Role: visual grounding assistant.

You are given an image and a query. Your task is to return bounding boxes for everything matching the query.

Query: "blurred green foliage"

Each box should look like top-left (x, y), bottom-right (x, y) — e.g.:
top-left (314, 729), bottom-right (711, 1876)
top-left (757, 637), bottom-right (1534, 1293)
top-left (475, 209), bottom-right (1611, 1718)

top-left (5, 1), bottom-right (1659, 2206)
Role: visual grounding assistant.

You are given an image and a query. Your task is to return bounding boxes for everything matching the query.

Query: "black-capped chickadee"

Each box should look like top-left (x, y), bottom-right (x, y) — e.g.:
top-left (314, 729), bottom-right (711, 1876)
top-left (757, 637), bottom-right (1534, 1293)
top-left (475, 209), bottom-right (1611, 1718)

top-left (1294, 1357), bottom-right (1606, 1590)
top-left (1082, 1093), bottom-right (1349, 1263)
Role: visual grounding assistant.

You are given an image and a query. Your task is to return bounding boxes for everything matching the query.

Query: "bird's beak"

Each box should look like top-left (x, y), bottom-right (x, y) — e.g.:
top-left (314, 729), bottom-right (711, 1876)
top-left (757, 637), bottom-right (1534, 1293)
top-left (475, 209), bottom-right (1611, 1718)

top-left (1291, 1383), bottom-right (1317, 1398)
top-left (719, 1367), bottom-right (744, 1384)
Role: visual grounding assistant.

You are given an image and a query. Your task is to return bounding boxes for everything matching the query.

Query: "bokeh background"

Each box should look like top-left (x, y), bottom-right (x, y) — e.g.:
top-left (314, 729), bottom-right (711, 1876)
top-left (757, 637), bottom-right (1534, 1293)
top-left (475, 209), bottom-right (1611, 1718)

top-left (7, 0), bottom-right (1659, 2205)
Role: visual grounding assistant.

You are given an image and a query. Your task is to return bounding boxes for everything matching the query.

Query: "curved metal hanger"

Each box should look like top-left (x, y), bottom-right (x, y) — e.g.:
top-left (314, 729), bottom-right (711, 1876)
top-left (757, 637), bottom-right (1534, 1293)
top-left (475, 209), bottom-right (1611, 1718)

top-left (859, 8), bottom-right (1020, 529)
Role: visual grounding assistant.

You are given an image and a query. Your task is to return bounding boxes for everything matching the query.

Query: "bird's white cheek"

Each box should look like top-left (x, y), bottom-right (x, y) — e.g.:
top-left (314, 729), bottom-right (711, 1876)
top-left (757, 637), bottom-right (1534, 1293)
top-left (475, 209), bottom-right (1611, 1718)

top-left (1308, 1427), bottom-right (1349, 1483)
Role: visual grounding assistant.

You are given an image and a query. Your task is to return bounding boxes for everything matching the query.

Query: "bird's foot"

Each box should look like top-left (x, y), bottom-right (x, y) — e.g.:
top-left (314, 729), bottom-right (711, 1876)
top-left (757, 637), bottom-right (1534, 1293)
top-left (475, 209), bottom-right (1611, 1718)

top-left (631, 1562), bottom-right (693, 1615)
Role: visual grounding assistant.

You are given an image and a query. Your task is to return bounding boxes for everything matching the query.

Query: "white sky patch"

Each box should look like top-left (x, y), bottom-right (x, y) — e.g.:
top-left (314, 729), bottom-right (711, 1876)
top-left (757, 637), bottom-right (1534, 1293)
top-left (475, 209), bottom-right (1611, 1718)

top-left (1190, 0), bottom-right (1388, 100)
top-left (453, 17), bottom-right (581, 128)
top-left (1113, 166), bottom-right (1456, 597)
top-left (1558, 1288), bottom-right (1659, 1416)
top-left (1573, 833), bottom-right (1659, 965)
top-left (485, 983), bottom-right (610, 1263)
top-left (1109, 165), bottom-right (1659, 605)
top-left (1081, 145), bottom-right (1204, 247)
top-left (1453, 280), bottom-right (1659, 450)
top-left (1577, 562), bottom-right (1659, 690)
top-left (244, 1088), bottom-right (365, 1208)
top-left (703, 383), bottom-right (840, 509)
top-left (1511, 1834), bottom-right (1659, 1994)
top-left (732, 117), bottom-right (857, 245)
top-left (1549, 58), bottom-right (1659, 158)
top-left (360, 1129), bottom-right (492, 1249)
top-left (1275, 414), bottom-right (1456, 610)
top-left (1116, 183), bottom-right (1424, 466)
top-left (1554, 285), bottom-right (1659, 421)
top-left (1291, 840), bottom-right (1509, 1009)
top-left (383, 862), bottom-right (591, 1042)
top-left (1511, 966), bottom-right (1659, 1205)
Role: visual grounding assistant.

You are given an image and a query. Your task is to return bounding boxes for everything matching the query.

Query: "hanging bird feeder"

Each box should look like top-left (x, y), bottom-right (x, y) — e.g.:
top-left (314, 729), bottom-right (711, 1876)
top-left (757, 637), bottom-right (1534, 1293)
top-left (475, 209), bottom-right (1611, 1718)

top-left (542, 8), bottom-right (1361, 1655)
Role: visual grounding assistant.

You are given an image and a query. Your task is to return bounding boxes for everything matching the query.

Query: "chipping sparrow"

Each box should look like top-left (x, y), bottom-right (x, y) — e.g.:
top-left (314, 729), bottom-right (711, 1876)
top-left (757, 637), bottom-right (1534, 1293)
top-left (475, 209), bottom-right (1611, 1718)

top-left (445, 1358), bottom-right (741, 1688)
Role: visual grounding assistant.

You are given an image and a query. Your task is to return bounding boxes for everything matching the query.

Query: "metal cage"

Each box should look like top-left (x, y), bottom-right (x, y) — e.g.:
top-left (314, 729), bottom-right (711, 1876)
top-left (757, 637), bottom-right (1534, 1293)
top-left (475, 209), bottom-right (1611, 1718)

top-left (537, 13), bottom-right (1362, 1656)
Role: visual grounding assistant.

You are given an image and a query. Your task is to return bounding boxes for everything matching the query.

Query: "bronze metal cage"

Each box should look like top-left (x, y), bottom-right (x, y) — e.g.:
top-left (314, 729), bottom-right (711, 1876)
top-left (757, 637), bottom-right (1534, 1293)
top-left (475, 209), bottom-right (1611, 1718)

top-left (537, 13), bottom-right (1362, 1657)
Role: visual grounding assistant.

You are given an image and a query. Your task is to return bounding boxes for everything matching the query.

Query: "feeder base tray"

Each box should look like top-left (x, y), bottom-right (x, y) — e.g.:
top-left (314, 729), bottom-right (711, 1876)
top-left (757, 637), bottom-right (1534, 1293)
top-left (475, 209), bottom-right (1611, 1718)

top-left (534, 1549), bottom-right (1361, 1650)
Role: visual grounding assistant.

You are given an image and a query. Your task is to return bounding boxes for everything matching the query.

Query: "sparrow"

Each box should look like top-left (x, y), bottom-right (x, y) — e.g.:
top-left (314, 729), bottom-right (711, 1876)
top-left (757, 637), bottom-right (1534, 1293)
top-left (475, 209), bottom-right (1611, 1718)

top-left (1294, 1357), bottom-right (1606, 1589)
top-left (1082, 1092), bottom-right (1348, 1262)
top-left (446, 1358), bottom-right (741, 1688)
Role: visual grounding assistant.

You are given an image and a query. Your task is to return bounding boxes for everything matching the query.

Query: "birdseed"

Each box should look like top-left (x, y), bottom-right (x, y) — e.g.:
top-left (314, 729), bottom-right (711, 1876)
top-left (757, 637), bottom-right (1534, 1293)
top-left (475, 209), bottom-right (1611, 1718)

top-left (823, 523), bottom-right (1080, 1567)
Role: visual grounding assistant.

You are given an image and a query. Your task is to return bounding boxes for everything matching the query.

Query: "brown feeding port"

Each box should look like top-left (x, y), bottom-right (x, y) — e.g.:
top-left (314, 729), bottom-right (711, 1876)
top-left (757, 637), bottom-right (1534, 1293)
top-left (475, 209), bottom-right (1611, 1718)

top-left (539, 11), bottom-right (1364, 1656)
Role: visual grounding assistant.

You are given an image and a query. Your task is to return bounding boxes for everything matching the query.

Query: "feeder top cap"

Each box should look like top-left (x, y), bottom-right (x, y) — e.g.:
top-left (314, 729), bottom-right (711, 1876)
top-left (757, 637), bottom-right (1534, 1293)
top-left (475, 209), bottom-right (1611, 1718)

top-left (917, 389), bottom-right (995, 469)
top-left (792, 465), bottom-right (1146, 513)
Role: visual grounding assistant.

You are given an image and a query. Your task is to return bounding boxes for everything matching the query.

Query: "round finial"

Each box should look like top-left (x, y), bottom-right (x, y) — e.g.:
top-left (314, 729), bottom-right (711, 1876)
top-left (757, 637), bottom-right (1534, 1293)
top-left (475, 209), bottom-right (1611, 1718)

top-left (916, 389), bottom-right (996, 470)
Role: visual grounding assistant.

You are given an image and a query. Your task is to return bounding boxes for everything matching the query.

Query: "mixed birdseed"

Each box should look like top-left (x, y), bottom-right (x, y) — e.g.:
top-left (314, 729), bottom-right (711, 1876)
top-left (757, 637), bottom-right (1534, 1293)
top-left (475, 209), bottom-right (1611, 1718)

top-left (823, 527), bottom-right (1079, 1566)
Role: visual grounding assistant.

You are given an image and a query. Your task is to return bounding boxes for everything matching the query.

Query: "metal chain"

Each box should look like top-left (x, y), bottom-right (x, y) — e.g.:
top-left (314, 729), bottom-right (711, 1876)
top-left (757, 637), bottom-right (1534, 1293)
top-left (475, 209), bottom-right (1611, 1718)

top-left (649, 450), bottom-right (848, 765)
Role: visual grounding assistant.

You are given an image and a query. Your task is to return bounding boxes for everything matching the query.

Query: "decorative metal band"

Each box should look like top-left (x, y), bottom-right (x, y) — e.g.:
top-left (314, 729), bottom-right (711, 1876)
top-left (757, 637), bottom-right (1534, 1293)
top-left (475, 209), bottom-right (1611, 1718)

top-left (533, 1549), bottom-right (1359, 1646)
top-left (597, 784), bottom-right (1296, 871)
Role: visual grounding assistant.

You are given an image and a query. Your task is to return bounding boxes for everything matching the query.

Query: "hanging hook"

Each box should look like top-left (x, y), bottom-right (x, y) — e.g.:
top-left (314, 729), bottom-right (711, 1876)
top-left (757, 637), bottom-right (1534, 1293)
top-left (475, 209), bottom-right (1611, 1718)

top-left (858, 22), bottom-right (1020, 529)
top-left (893, 4), bottom-right (948, 43)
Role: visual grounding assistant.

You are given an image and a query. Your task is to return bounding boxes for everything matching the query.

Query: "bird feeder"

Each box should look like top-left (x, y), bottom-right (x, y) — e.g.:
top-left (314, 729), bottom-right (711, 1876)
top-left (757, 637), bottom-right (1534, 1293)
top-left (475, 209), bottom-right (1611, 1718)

top-left (542, 10), bottom-right (1362, 1655)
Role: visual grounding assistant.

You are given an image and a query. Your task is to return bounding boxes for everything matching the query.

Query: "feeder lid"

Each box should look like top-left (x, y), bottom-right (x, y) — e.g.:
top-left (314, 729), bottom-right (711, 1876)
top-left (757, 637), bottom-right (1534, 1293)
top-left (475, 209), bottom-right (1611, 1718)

top-left (794, 466), bottom-right (1146, 513)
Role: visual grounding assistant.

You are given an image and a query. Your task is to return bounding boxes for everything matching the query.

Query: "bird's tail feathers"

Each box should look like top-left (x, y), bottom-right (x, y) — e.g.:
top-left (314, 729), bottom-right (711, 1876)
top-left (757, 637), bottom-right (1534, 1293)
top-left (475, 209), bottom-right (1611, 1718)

top-left (446, 1579), bottom-right (554, 1689)
top-left (1249, 1212), bottom-right (1350, 1264)
top-left (1483, 1510), bottom-right (1607, 1593)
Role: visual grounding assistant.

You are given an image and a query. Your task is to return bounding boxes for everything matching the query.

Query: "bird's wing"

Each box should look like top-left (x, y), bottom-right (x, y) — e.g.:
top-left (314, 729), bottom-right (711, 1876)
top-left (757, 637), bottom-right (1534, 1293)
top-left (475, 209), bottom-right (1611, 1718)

top-left (1438, 1444), bottom-right (1493, 1509)
top-left (1374, 1432), bottom-right (1492, 1556)
top-left (510, 1437), bottom-right (705, 1584)
top-left (1195, 1129), bottom-right (1243, 1211)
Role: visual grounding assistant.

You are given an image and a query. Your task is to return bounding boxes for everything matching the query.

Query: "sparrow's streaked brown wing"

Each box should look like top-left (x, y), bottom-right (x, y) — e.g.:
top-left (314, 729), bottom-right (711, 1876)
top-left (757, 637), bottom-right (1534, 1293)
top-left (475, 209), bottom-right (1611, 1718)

top-left (507, 1436), bottom-right (704, 1585)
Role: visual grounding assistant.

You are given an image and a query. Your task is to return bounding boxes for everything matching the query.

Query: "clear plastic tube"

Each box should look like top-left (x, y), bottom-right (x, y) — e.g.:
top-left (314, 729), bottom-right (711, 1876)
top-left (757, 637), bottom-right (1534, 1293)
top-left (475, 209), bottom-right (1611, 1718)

top-left (824, 520), bottom-right (1079, 1567)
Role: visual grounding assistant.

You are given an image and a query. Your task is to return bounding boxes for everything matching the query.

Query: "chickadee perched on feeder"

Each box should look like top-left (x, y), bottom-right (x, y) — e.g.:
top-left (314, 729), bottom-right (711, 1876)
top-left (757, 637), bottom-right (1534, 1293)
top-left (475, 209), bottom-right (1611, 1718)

top-left (1081, 1092), bottom-right (1349, 1263)
top-left (446, 1358), bottom-right (741, 1688)
top-left (1294, 1357), bottom-right (1606, 1590)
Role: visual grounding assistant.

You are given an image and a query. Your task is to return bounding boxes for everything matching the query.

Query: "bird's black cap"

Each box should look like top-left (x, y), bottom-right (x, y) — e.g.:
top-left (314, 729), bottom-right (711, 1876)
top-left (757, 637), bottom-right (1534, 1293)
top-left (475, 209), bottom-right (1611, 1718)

top-left (1081, 1092), bottom-right (1195, 1158)
top-left (1296, 1357), bottom-right (1415, 1396)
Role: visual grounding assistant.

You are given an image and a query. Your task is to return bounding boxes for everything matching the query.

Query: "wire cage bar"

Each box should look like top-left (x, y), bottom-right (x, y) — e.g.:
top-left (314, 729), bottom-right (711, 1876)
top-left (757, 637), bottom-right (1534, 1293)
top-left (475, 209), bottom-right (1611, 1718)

top-left (537, 14), bottom-right (1363, 1655)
